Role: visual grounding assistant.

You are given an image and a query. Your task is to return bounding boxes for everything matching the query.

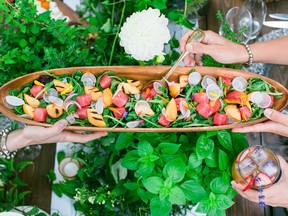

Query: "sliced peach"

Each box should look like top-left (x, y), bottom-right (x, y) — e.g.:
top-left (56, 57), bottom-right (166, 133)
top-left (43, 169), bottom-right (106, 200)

top-left (127, 80), bottom-right (142, 90)
top-left (169, 83), bottom-right (181, 98)
top-left (53, 79), bottom-right (72, 94)
top-left (179, 75), bottom-right (189, 89)
top-left (165, 98), bottom-right (177, 121)
top-left (87, 109), bottom-right (106, 127)
top-left (46, 104), bottom-right (63, 118)
top-left (224, 91), bottom-right (248, 106)
top-left (24, 94), bottom-right (40, 108)
top-left (23, 104), bottom-right (35, 118)
top-left (224, 105), bottom-right (241, 122)
top-left (84, 86), bottom-right (102, 101)
top-left (122, 83), bottom-right (140, 94)
top-left (102, 88), bottom-right (113, 107)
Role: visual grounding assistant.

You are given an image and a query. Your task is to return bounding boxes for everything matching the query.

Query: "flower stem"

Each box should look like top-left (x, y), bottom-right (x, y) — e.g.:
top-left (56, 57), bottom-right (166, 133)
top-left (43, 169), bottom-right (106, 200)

top-left (184, 0), bottom-right (188, 19)
top-left (108, 0), bottom-right (126, 66)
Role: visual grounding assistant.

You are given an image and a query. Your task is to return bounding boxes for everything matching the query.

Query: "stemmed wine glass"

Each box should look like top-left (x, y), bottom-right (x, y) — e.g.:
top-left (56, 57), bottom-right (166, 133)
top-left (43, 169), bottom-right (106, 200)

top-left (242, 0), bottom-right (267, 40)
top-left (219, 6), bottom-right (253, 43)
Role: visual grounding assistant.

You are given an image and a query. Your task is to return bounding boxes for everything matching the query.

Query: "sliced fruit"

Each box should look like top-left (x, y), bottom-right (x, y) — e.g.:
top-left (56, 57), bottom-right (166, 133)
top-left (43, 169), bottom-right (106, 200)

top-left (102, 88), bottom-right (113, 107)
top-left (23, 104), bottom-right (35, 119)
top-left (196, 102), bottom-right (213, 118)
top-left (224, 105), bottom-right (241, 122)
top-left (24, 94), bottom-right (40, 108)
top-left (127, 80), bottom-right (142, 90)
top-left (165, 98), bottom-right (177, 121)
top-left (209, 99), bottom-right (221, 115)
top-left (268, 95), bottom-right (274, 108)
top-left (192, 91), bottom-right (209, 104)
top-left (254, 172), bottom-right (273, 188)
top-left (84, 86), bottom-right (102, 101)
top-left (112, 91), bottom-right (129, 108)
top-left (75, 106), bottom-right (88, 120)
top-left (239, 106), bottom-right (252, 121)
top-left (122, 83), bottom-right (140, 94)
top-left (109, 107), bottom-right (126, 119)
top-left (34, 108), bottom-right (48, 123)
top-left (30, 85), bottom-right (44, 99)
top-left (158, 114), bottom-right (171, 127)
top-left (141, 87), bottom-right (157, 100)
top-left (46, 104), bottom-right (63, 118)
top-left (168, 82), bottom-right (181, 98)
top-left (221, 76), bottom-right (232, 94)
top-left (99, 74), bottom-right (112, 89)
top-left (179, 74), bottom-right (188, 89)
top-left (213, 113), bottom-right (227, 126)
top-left (87, 109), bottom-right (106, 127)
top-left (224, 91), bottom-right (248, 106)
top-left (175, 97), bottom-right (187, 111)
top-left (242, 175), bottom-right (254, 192)
top-left (76, 94), bottom-right (92, 107)
top-left (53, 79), bottom-right (73, 94)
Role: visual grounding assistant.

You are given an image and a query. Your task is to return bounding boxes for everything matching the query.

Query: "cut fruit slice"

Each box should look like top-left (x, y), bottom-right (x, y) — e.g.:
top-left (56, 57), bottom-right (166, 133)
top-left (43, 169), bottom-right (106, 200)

top-left (255, 172), bottom-right (273, 187)
top-left (242, 175), bottom-right (254, 192)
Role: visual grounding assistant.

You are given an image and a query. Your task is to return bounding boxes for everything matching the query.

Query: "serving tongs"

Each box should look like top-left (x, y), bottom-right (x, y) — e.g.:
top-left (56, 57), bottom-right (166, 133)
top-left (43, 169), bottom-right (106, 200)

top-left (142, 29), bottom-right (205, 91)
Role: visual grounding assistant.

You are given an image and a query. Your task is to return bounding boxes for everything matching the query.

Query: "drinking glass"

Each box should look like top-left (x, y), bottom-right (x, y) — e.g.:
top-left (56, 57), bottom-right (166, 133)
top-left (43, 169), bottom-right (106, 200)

top-left (232, 145), bottom-right (281, 207)
top-left (220, 7), bottom-right (253, 43)
top-left (243, 0), bottom-right (267, 40)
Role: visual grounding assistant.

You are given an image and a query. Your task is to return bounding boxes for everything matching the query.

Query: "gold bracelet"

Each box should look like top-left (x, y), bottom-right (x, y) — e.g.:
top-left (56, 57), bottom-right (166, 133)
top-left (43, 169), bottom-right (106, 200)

top-left (0, 127), bottom-right (17, 160)
top-left (241, 42), bottom-right (253, 67)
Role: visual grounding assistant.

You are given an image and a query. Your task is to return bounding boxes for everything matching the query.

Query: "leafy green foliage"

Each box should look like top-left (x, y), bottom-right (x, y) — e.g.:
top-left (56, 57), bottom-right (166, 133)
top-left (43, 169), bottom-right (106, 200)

top-left (0, 158), bottom-right (32, 212)
top-left (51, 130), bottom-right (248, 215)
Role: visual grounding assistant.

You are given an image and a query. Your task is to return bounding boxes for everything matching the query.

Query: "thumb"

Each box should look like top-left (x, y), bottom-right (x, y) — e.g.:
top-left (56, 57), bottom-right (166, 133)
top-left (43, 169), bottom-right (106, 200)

top-left (264, 108), bottom-right (288, 127)
top-left (42, 119), bottom-right (68, 139)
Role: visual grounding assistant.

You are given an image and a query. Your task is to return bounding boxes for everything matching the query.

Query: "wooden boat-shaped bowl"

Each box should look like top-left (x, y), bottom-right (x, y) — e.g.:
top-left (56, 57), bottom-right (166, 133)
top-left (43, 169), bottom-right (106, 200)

top-left (0, 66), bottom-right (287, 132)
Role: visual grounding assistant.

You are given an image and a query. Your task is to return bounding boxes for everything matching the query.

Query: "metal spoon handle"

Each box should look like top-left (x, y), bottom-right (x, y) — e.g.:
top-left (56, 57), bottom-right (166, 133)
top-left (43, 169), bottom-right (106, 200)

top-left (163, 29), bottom-right (205, 80)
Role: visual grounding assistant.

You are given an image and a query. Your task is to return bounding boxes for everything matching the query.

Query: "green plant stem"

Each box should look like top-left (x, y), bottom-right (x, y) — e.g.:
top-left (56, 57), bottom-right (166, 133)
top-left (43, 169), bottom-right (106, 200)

top-left (184, 0), bottom-right (188, 18)
top-left (108, 0), bottom-right (126, 66)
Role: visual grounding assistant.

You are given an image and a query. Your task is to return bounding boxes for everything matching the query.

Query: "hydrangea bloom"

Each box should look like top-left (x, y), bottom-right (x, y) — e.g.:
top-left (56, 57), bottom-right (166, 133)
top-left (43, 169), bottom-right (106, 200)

top-left (119, 8), bottom-right (171, 61)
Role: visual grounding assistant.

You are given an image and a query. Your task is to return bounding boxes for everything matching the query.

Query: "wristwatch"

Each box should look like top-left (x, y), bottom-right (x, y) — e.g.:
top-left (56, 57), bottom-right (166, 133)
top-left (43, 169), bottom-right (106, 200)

top-left (0, 127), bottom-right (17, 159)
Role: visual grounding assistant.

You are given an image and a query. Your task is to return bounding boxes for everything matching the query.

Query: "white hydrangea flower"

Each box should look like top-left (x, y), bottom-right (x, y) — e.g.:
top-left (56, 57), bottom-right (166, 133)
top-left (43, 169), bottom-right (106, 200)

top-left (119, 8), bottom-right (171, 61)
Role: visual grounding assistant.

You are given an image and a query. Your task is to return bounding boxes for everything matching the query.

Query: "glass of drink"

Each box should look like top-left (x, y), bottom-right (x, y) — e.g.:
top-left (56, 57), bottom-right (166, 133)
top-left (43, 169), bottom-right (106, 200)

top-left (232, 145), bottom-right (281, 206)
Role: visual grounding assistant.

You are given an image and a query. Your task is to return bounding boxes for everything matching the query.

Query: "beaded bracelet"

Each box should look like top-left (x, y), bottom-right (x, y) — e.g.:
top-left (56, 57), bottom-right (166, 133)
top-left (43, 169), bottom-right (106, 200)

top-left (0, 127), bottom-right (17, 160)
top-left (241, 42), bottom-right (253, 67)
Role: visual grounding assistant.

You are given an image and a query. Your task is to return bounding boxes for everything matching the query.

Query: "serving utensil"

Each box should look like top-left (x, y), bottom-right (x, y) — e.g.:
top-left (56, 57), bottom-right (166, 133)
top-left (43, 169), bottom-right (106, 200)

top-left (141, 29), bottom-right (205, 91)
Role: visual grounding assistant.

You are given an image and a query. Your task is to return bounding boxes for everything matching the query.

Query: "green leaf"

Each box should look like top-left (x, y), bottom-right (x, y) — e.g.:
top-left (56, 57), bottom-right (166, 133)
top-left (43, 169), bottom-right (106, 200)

top-left (15, 161), bottom-right (33, 172)
top-left (19, 39), bottom-right (28, 48)
top-left (188, 152), bottom-right (202, 169)
top-left (138, 140), bottom-right (154, 157)
top-left (150, 197), bottom-right (172, 216)
top-left (181, 180), bottom-right (207, 202)
top-left (121, 150), bottom-right (140, 170)
top-left (142, 176), bottom-right (164, 194)
top-left (168, 186), bottom-right (186, 205)
top-left (163, 158), bottom-right (185, 183)
top-left (124, 182), bottom-right (138, 191)
top-left (158, 142), bottom-right (181, 155)
top-left (218, 149), bottom-right (230, 171)
top-left (100, 18), bottom-right (112, 33)
top-left (12, 176), bottom-right (27, 187)
top-left (31, 24), bottom-right (40, 35)
top-left (150, 0), bottom-right (167, 10)
top-left (196, 134), bottom-right (214, 159)
top-left (115, 133), bottom-right (134, 150)
top-left (204, 151), bottom-right (218, 168)
top-left (231, 132), bottom-right (249, 154)
top-left (210, 177), bottom-right (229, 194)
top-left (57, 151), bottom-right (65, 164)
top-left (216, 194), bottom-right (234, 210)
top-left (217, 130), bottom-right (233, 152)
top-left (139, 161), bottom-right (155, 177)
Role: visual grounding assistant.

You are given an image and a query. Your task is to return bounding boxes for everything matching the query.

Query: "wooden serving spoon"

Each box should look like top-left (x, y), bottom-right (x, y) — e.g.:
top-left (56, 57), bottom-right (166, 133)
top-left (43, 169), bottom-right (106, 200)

top-left (142, 29), bottom-right (205, 91)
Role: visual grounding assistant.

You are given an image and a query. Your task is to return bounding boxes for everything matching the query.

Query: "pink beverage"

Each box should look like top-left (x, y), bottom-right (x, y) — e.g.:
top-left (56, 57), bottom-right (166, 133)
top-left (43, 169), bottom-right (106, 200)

top-left (232, 145), bottom-right (281, 192)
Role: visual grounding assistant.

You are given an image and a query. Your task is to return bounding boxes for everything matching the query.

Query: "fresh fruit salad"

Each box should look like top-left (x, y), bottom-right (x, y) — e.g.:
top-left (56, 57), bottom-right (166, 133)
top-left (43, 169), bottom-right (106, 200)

top-left (4, 70), bottom-right (283, 128)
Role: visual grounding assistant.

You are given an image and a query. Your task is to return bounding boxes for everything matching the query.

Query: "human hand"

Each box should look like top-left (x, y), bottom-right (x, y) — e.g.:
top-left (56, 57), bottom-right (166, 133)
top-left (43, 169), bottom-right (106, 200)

top-left (231, 155), bottom-right (288, 208)
top-left (232, 108), bottom-right (288, 137)
top-left (179, 30), bottom-right (248, 66)
top-left (6, 119), bottom-right (107, 151)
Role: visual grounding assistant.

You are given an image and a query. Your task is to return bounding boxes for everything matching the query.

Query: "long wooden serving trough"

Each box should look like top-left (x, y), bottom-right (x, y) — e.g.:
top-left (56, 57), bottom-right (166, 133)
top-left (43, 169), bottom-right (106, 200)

top-left (0, 66), bottom-right (287, 132)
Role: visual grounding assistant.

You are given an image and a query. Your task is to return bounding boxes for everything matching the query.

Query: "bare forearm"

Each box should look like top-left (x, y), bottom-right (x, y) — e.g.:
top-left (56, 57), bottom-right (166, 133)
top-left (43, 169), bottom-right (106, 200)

top-left (6, 129), bottom-right (29, 152)
top-left (250, 37), bottom-right (288, 65)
